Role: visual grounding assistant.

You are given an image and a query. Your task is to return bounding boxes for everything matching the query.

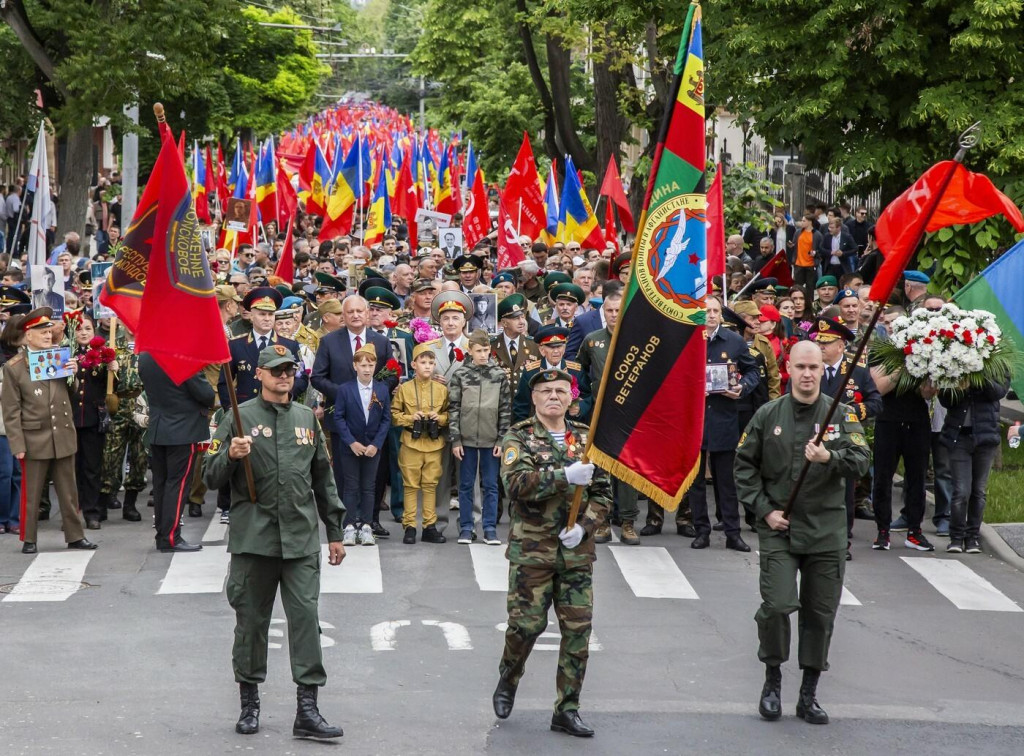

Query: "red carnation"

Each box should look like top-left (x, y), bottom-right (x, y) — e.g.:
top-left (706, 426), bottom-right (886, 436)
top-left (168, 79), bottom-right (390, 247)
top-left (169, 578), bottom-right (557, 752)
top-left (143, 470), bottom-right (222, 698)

top-left (987, 335), bottom-right (996, 344)
top-left (386, 358), bottom-right (403, 376)
top-left (923, 337), bottom-right (933, 345)
top-left (453, 348), bottom-right (465, 362)
top-left (89, 336), bottom-right (106, 349)
top-left (383, 320), bottom-right (397, 329)
top-left (903, 345), bottom-right (914, 355)
top-left (854, 391), bottom-right (863, 402)
top-left (952, 323), bottom-right (961, 330)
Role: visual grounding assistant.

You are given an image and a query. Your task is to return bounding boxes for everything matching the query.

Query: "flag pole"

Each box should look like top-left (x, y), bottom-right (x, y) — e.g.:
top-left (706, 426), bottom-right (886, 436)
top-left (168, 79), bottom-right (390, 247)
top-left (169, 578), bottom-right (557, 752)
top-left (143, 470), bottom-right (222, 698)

top-left (9, 122), bottom-right (39, 258)
top-left (566, 1), bottom-right (701, 529)
top-left (781, 123), bottom-right (980, 519)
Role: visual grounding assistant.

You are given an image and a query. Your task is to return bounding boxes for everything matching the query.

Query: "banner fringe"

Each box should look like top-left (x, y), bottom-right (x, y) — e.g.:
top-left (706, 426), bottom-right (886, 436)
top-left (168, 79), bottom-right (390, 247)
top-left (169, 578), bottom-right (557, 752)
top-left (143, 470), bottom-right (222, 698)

top-left (588, 447), bottom-right (701, 513)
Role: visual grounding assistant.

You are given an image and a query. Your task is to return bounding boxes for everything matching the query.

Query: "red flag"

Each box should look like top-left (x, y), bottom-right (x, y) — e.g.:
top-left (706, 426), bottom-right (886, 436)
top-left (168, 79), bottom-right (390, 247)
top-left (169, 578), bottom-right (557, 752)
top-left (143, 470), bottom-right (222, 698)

top-left (276, 163), bottom-right (297, 232)
top-left (603, 201), bottom-right (619, 252)
top-left (463, 170), bottom-right (491, 249)
top-left (177, 130), bottom-right (185, 163)
top-left (298, 141), bottom-right (315, 196)
top-left (870, 160), bottom-right (1024, 302)
top-left (215, 144), bottom-right (228, 209)
top-left (502, 133), bottom-right (546, 240)
top-left (105, 123), bottom-right (229, 383)
top-left (496, 194), bottom-right (526, 269)
top-left (706, 164), bottom-right (725, 280)
top-left (274, 218), bottom-right (295, 284)
top-left (598, 155), bottom-right (635, 233)
top-left (755, 250), bottom-right (794, 287)
top-left (393, 157), bottom-right (420, 246)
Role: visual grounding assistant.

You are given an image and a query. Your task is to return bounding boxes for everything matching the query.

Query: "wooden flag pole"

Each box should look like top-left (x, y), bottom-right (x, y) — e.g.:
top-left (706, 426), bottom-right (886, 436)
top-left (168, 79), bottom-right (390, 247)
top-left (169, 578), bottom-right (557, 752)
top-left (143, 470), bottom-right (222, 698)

top-left (221, 363), bottom-right (258, 503)
top-left (105, 317), bottom-right (120, 414)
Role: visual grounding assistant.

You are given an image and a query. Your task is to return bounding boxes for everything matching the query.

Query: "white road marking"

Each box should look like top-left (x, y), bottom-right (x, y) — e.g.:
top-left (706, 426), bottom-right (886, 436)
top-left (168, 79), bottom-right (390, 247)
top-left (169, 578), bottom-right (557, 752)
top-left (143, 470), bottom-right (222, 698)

top-left (840, 587), bottom-right (861, 606)
top-left (201, 518), bottom-right (227, 543)
top-left (495, 622), bottom-right (602, 651)
top-left (370, 620), bottom-right (410, 651)
top-left (901, 556), bottom-right (1023, 612)
top-left (608, 546), bottom-right (699, 599)
top-left (421, 620), bottom-right (473, 650)
top-left (156, 545), bottom-right (230, 594)
top-left (469, 543), bottom-right (509, 591)
top-left (320, 544), bottom-right (382, 593)
top-left (3, 552), bottom-right (95, 602)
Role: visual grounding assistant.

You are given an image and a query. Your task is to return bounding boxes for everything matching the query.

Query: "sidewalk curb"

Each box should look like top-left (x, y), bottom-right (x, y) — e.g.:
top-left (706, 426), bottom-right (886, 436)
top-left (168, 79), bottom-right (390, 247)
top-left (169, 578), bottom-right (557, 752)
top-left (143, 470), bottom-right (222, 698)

top-left (979, 523), bottom-right (1024, 572)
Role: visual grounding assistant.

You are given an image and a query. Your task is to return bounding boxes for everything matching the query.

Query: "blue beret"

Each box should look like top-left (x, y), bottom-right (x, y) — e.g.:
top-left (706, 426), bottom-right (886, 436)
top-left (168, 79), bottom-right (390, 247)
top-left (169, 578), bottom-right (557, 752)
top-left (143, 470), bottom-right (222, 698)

top-left (904, 270), bottom-right (930, 284)
top-left (836, 288), bottom-right (858, 301)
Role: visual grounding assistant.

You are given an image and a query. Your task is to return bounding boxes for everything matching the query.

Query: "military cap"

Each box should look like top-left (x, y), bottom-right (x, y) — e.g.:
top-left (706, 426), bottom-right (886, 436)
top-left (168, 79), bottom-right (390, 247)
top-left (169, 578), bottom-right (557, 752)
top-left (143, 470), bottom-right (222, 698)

top-left (543, 271), bottom-right (572, 291)
top-left (412, 342), bottom-right (437, 360)
top-left (300, 284), bottom-right (319, 303)
top-left (281, 296), bottom-right (304, 311)
top-left (314, 270), bottom-right (346, 292)
top-left (836, 287), bottom-right (859, 302)
top-left (431, 290), bottom-right (473, 322)
top-left (812, 317), bottom-right (855, 343)
top-left (318, 299), bottom-right (343, 316)
top-left (773, 285), bottom-right (789, 297)
top-left (365, 286), bottom-right (402, 311)
top-left (610, 252), bottom-right (632, 277)
top-left (549, 282), bottom-right (586, 306)
top-left (364, 266), bottom-right (386, 281)
top-left (78, 270), bottom-right (92, 287)
top-left (732, 300), bottom-right (761, 319)
top-left (904, 270), bottom-right (930, 284)
top-left (751, 277), bottom-right (778, 292)
top-left (467, 328), bottom-right (491, 348)
top-left (815, 275), bottom-right (838, 289)
top-left (492, 270), bottom-right (517, 287)
top-left (22, 307), bottom-right (54, 331)
top-left (411, 278), bottom-right (437, 293)
top-left (529, 368), bottom-right (572, 388)
top-left (498, 293), bottom-right (527, 320)
top-left (353, 342), bottom-right (378, 362)
top-left (453, 254), bottom-right (484, 273)
top-left (358, 277), bottom-right (392, 298)
top-left (0, 285), bottom-right (30, 307)
top-left (5, 303), bottom-right (31, 316)
top-left (242, 287), bottom-right (283, 312)
top-left (720, 307), bottom-right (747, 331)
top-left (535, 324), bottom-right (569, 346)
top-left (215, 284), bottom-right (242, 303)
top-left (275, 283), bottom-right (293, 299)
top-left (257, 343), bottom-right (298, 369)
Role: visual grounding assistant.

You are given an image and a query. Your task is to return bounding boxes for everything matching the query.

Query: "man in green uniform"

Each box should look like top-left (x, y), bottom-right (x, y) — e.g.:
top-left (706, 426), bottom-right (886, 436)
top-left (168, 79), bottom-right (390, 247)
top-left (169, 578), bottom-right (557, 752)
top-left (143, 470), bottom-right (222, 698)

top-left (734, 340), bottom-right (870, 725)
top-left (99, 325), bottom-right (148, 522)
top-left (204, 344), bottom-right (346, 740)
top-left (492, 369), bottom-right (612, 738)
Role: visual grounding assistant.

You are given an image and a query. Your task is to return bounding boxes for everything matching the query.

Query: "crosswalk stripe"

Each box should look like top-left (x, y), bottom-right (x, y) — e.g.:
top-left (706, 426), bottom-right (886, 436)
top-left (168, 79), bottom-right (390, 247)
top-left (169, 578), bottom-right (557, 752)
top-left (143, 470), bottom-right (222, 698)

top-left (901, 557), bottom-right (1023, 612)
top-left (469, 544), bottom-right (509, 592)
top-left (608, 546), bottom-right (699, 599)
top-left (321, 544), bottom-right (382, 593)
top-left (157, 545), bottom-right (231, 594)
top-left (201, 518), bottom-right (227, 543)
top-left (3, 552), bottom-right (95, 602)
top-left (840, 587), bottom-right (861, 606)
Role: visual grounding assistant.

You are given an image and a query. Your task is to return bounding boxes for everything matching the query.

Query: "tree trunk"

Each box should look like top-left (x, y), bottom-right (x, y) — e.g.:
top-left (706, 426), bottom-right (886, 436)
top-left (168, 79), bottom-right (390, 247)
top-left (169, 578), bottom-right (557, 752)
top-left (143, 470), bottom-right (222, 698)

top-left (591, 29), bottom-right (624, 205)
top-left (56, 124), bottom-right (93, 241)
top-left (545, 35), bottom-right (594, 173)
top-left (514, 0), bottom-right (559, 162)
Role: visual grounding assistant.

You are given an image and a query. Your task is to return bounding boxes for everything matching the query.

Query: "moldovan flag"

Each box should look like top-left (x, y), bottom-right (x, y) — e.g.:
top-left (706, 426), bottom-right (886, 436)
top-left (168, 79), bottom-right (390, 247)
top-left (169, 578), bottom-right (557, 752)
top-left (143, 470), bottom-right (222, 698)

top-left (100, 118), bottom-right (229, 383)
top-left (363, 166), bottom-right (392, 247)
top-left (585, 4), bottom-right (707, 509)
top-left (557, 155), bottom-right (604, 249)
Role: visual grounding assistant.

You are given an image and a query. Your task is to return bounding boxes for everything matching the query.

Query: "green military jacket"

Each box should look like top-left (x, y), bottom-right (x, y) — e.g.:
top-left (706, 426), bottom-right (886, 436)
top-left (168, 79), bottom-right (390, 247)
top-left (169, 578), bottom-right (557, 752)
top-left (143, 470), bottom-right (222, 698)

top-left (204, 396), bottom-right (345, 559)
top-left (575, 327), bottom-right (611, 385)
top-left (734, 393), bottom-right (870, 554)
top-left (111, 328), bottom-right (143, 393)
top-left (500, 417), bottom-right (612, 567)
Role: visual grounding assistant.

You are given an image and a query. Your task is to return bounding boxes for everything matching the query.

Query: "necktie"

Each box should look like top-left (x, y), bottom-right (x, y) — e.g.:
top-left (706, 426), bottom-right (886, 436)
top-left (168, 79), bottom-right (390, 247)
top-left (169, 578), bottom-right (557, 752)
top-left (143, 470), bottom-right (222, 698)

top-left (258, 336), bottom-right (267, 351)
top-left (827, 367), bottom-right (835, 382)
top-left (448, 342), bottom-right (456, 364)
top-left (509, 339), bottom-right (518, 363)
top-left (355, 335), bottom-right (362, 351)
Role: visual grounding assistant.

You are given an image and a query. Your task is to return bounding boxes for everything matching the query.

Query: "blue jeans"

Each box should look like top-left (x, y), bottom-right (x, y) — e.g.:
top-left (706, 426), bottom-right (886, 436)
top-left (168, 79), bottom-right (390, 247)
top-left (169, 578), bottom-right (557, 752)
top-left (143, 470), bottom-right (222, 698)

top-left (0, 436), bottom-right (20, 527)
top-left (930, 432), bottom-right (953, 525)
top-left (458, 446), bottom-right (498, 533)
top-left (948, 437), bottom-right (998, 541)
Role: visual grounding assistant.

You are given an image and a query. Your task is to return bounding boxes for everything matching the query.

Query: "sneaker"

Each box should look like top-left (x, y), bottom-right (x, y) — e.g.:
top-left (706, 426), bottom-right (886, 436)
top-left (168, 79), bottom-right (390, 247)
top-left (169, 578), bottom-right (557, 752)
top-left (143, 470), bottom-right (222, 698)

top-left (342, 525), bottom-right (357, 547)
top-left (457, 530), bottom-right (473, 545)
top-left (872, 530), bottom-right (890, 550)
top-left (483, 530), bottom-right (501, 546)
top-left (965, 536), bottom-right (982, 554)
top-left (403, 527), bottom-right (417, 545)
top-left (450, 497), bottom-right (460, 511)
top-left (889, 515), bottom-right (909, 532)
top-left (947, 538), bottom-right (964, 554)
top-left (359, 524), bottom-right (375, 546)
top-left (219, 510), bottom-right (230, 525)
top-left (935, 520), bottom-right (949, 537)
top-left (905, 530), bottom-right (934, 552)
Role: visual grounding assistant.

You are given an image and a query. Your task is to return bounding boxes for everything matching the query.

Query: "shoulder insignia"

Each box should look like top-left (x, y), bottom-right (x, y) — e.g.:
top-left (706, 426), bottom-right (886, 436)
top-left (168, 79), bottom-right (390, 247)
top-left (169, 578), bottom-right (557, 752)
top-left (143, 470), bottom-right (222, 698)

top-left (564, 360), bottom-right (581, 370)
top-left (207, 438), bottom-right (222, 455)
top-left (423, 338), bottom-right (441, 346)
top-left (229, 334), bottom-right (248, 342)
top-left (567, 419), bottom-right (590, 431)
top-left (7, 354), bottom-right (24, 366)
top-left (511, 418), bottom-right (533, 430)
top-left (525, 359), bottom-right (542, 370)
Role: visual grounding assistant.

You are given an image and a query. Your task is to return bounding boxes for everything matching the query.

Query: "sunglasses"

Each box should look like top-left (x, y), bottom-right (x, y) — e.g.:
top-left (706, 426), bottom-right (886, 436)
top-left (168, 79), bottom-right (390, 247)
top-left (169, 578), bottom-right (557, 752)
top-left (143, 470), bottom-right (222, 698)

top-left (268, 366), bottom-right (297, 378)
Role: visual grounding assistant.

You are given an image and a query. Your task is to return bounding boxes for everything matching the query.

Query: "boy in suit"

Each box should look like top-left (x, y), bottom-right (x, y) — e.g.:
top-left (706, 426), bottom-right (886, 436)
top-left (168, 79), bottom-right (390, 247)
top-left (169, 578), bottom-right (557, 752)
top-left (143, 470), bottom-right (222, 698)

top-left (335, 344), bottom-right (392, 547)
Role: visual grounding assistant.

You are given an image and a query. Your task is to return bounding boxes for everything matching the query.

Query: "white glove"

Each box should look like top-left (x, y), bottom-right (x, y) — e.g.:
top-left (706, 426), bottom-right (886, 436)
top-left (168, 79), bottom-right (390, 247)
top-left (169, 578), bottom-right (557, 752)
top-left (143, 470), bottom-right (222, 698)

top-left (564, 461), bottom-right (595, 486)
top-left (558, 523), bottom-right (585, 549)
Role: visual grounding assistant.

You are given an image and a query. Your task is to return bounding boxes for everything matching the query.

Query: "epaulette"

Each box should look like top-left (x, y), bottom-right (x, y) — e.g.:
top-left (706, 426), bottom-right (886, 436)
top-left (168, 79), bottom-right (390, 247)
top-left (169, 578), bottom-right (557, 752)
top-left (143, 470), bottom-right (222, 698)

top-left (525, 359), bottom-right (542, 370)
top-left (7, 353), bottom-right (24, 366)
top-left (511, 418), bottom-right (534, 430)
top-left (423, 338), bottom-right (440, 346)
top-left (564, 360), bottom-right (581, 371)
top-left (395, 326), bottom-right (411, 334)
top-left (229, 333), bottom-right (249, 342)
top-left (567, 418), bottom-right (590, 430)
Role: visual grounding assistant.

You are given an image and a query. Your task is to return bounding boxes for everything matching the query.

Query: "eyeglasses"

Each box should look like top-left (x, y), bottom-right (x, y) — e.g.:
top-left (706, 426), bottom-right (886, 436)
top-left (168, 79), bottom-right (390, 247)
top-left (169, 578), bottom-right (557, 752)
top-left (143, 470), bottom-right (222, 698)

top-left (268, 366), bottom-right (297, 378)
top-left (241, 253), bottom-right (255, 259)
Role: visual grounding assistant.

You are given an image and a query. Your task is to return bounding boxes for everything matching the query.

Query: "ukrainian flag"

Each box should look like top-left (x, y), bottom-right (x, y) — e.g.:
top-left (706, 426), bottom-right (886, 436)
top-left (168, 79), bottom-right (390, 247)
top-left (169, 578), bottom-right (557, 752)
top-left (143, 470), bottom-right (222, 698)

top-left (557, 155), bottom-right (604, 249)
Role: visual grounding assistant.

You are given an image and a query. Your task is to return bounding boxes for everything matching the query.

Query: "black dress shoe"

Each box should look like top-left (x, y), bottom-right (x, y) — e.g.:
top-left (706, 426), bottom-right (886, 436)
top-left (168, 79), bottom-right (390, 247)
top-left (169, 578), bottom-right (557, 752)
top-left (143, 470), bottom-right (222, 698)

top-left (712, 521), bottom-right (725, 531)
top-left (67, 538), bottom-right (98, 550)
top-left (188, 504), bottom-right (203, 518)
top-left (85, 518), bottom-right (101, 530)
top-left (550, 710), bottom-right (594, 737)
top-left (21, 541), bottom-right (37, 554)
top-left (726, 535), bottom-right (751, 552)
top-left (371, 522), bottom-right (390, 538)
top-left (676, 523), bottom-right (697, 538)
top-left (639, 524), bottom-right (662, 536)
top-left (492, 678), bottom-right (517, 719)
top-left (421, 525), bottom-right (446, 544)
top-left (157, 539), bottom-right (202, 553)
top-left (403, 527), bottom-right (416, 544)
top-left (690, 533), bottom-right (710, 549)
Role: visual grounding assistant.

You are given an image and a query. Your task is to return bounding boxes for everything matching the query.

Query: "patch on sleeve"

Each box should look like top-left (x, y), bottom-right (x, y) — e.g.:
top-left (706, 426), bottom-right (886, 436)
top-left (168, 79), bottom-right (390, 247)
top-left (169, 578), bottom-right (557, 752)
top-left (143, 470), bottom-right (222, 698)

top-left (503, 447), bottom-right (519, 466)
top-left (849, 432), bottom-right (867, 447)
top-left (846, 412), bottom-right (858, 423)
top-left (207, 438), bottom-right (222, 455)
top-left (737, 431), bottom-right (747, 448)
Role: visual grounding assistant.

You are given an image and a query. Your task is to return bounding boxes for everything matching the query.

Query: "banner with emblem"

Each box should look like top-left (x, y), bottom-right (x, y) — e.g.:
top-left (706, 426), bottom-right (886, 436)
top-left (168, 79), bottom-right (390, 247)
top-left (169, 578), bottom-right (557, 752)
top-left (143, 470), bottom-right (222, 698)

top-left (584, 3), bottom-right (707, 509)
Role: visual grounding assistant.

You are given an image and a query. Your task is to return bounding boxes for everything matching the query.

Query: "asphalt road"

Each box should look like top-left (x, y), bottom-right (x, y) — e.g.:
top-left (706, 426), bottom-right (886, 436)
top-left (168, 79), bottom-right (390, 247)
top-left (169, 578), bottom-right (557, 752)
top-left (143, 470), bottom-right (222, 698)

top-left (2, 496), bottom-right (1024, 756)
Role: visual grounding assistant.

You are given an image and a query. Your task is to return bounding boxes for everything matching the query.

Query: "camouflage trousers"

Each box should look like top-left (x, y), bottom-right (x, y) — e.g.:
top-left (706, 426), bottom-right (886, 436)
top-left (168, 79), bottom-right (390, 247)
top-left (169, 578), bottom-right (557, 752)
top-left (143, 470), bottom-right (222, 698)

top-left (499, 555), bottom-right (593, 713)
top-left (100, 403), bottom-right (148, 495)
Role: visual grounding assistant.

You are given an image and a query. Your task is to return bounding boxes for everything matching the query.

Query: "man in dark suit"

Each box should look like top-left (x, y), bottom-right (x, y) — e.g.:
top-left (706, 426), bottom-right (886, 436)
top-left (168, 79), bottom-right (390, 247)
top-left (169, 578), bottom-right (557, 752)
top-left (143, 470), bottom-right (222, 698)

top-left (218, 287), bottom-right (307, 410)
top-left (564, 280), bottom-right (622, 361)
top-left (139, 353), bottom-right (217, 552)
top-left (817, 218), bottom-right (859, 278)
top-left (311, 294), bottom-right (393, 495)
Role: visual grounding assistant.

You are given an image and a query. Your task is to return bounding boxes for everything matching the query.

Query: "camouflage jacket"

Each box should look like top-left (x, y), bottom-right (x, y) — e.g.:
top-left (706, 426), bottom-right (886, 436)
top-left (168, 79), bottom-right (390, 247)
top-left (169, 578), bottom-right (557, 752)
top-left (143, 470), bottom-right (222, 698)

top-left (111, 329), bottom-right (143, 393)
top-left (448, 361), bottom-right (511, 449)
top-left (500, 417), bottom-right (612, 567)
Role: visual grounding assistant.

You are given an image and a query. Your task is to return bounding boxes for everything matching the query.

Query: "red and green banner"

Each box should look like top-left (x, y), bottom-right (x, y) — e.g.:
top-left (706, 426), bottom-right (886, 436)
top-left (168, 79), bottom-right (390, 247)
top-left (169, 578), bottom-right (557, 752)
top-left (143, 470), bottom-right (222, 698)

top-left (586, 3), bottom-right (707, 509)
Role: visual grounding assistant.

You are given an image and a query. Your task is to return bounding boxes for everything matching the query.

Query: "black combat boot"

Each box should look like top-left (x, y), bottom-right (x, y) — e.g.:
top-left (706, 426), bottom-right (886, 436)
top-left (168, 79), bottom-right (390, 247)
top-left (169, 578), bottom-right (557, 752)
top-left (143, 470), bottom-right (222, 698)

top-left (293, 684), bottom-right (343, 739)
top-left (795, 669), bottom-right (829, 724)
top-left (122, 490), bottom-right (142, 522)
top-left (235, 683), bottom-right (260, 735)
top-left (492, 676), bottom-right (517, 719)
top-left (758, 664), bottom-right (782, 721)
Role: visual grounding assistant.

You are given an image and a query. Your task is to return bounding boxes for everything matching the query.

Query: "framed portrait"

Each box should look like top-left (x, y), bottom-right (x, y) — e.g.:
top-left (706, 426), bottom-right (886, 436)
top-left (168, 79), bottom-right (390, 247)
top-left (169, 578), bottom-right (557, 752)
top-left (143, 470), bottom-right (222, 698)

top-left (706, 363), bottom-right (734, 394)
top-left (437, 227), bottom-right (464, 260)
top-left (30, 264), bottom-right (65, 318)
top-left (413, 208), bottom-right (453, 234)
top-left (389, 338), bottom-right (409, 381)
top-left (468, 292), bottom-right (498, 335)
top-left (91, 262), bottom-right (115, 320)
top-left (224, 198), bottom-right (253, 232)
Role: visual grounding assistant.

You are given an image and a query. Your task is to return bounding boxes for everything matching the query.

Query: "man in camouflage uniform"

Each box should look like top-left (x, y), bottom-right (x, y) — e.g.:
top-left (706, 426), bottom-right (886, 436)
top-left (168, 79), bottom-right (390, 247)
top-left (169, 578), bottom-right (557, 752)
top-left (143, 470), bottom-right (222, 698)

top-left (492, 369), bottom-right (612, 738)
top-left (100, 325), bottom-right (148, 522)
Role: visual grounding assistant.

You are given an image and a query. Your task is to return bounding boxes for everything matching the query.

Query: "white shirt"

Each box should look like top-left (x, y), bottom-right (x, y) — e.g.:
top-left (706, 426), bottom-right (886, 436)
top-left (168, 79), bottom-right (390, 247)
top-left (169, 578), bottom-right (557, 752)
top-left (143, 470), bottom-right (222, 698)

top-left (503, 333), bottom-right (520, 354)
top-left (252, 330), bottom-right (273, 350)
top-left (348, 328), bottom-right (368, 353)
top-left (825, 358), bottom-right (843, 381)
top-left (5, 193), bottom-right (21, 219)
top-left (598, 307), bottom-right (607, 329)
top-left (357, 379), bottom-right (373, 422)
top-left (775, 226), bottom-right (787, 254)
top-left (830, 233), bottom-right (841, 265)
